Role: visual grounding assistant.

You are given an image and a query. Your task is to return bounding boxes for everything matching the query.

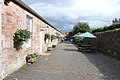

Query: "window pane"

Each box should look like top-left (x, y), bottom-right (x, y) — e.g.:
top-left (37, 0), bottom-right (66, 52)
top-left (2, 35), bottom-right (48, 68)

top-left (26, 15), bottom-right (32, 48)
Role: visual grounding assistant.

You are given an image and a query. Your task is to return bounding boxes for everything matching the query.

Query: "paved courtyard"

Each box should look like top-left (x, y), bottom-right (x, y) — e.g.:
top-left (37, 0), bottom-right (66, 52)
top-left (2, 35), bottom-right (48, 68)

top-left (4, 41), bottom-right (120, 80)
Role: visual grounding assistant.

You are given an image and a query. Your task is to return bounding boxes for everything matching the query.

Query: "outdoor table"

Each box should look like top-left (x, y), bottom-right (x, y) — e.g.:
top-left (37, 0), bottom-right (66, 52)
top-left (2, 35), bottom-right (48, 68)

top-left (78, 44), bottom-right (96, 52)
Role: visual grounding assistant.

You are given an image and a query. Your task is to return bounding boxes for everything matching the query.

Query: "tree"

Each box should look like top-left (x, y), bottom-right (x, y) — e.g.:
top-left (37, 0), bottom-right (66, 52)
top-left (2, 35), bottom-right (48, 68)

top-left (71, 22), bottom-right (91, 36)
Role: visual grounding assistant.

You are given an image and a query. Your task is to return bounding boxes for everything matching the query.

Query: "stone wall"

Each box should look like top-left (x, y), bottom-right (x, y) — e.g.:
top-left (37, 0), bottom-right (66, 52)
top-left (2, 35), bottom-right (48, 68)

top-left (84, 29), bottom-right (120, 59)
top-left (0, 1), bottom-right (63, 79)
top-left (41, 24), bottom-right (63, 52)
top-left (1, 1), bottom-right (41, 79)
top-left (2, 2), bottom-right (26, 79)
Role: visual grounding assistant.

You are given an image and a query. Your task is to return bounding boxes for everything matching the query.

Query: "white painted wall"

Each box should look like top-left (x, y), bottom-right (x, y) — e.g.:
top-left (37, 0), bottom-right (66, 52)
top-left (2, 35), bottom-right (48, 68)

top-left (26, 15), bottom-right (32, 48)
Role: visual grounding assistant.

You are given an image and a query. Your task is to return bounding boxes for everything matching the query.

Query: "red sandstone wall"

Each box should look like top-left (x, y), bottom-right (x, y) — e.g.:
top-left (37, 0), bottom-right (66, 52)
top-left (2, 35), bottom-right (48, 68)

top-left (0, 1), bottom-right (62, 79)
top-left (2, 2), bottom-right (26, 78)
top-left (1, 2), bottom-right (41, 78)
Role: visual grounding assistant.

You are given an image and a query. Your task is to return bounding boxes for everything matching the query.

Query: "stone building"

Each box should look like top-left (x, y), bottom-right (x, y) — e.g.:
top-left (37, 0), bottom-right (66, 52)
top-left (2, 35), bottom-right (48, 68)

top-left (0, 0), bottom-right (63, 79)
top-left (112, 18), bottom-right (120, 24)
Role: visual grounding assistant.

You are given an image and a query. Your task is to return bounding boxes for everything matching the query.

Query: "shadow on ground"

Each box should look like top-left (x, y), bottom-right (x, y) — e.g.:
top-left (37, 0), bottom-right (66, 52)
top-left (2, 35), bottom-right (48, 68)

top-left (81, 51), bottom-right (120, 80)
top-left (64, 41), bottom-right (120, 80)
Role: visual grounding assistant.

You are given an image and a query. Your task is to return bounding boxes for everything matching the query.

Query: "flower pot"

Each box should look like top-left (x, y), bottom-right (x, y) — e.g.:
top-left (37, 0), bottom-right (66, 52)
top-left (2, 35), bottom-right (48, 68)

top-left (29, 58), bottom-right (36, 62)
top-left (26, 54), bottom-right (37, 64)
top-left (47, 47), bottom-right (52, 51)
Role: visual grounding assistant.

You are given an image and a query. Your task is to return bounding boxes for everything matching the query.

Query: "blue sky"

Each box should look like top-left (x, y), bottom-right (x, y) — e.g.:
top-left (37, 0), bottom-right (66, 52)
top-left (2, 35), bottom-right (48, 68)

top-left (22, 0), bottom-right (120, 32)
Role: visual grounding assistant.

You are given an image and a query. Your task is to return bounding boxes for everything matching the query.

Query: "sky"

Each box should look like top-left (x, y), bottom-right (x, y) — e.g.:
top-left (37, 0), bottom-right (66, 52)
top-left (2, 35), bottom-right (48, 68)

top-left (22, 0), bottom-right (120, 32)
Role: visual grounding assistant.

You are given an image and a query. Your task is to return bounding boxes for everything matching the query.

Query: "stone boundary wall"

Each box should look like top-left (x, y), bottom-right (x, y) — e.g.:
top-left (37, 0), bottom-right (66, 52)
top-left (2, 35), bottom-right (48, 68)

top-left (84, 29), bottom-right (120, 59)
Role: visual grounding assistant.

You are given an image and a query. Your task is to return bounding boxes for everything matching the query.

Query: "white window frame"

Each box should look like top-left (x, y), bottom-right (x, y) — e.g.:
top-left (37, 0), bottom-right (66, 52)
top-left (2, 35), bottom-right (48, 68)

top-left (26, 15), bottom-right (32, 48)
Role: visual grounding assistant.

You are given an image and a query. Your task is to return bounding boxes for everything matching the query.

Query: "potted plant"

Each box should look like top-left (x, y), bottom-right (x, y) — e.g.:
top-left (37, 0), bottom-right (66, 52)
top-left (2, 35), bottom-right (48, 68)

top-left (13, 29), bottom-right (31, 51)
top-left (45, 33), bottom-right (51, 40)
top-left (51, 35), bottom-right (56, 41)
top-left (26, 53), bottom-right (39, 64)
top-left (44, 33), bottom-right (51, 43)
top-left (52, 45), bottom-right (56, 48)
top-left (47, 46), bottom-right (52, 51)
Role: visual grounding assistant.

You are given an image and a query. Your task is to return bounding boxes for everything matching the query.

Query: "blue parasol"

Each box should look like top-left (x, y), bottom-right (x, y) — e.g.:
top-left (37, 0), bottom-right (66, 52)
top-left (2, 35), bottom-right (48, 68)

top-left (78, 32), bottom-right (97, 38)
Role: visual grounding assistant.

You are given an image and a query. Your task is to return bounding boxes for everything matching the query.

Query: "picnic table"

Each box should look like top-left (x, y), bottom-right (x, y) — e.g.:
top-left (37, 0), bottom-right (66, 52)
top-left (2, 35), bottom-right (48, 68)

top-left (78, 44), bottom-right (96, 52)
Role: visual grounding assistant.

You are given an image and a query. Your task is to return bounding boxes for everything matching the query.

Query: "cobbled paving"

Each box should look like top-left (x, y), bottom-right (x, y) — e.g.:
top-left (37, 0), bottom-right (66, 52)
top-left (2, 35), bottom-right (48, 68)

top-left (4, 41), bottom-right (120, 80)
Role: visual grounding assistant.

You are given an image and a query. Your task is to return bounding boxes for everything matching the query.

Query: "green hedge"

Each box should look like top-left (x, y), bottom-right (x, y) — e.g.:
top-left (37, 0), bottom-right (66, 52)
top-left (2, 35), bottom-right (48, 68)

top-left (92, 23), bottom-right (120, 33)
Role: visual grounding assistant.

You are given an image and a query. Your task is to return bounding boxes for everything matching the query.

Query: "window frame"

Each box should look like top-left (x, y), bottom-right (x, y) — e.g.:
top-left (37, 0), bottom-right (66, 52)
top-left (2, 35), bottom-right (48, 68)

top-left (26, 15), bottom-right (33, 48)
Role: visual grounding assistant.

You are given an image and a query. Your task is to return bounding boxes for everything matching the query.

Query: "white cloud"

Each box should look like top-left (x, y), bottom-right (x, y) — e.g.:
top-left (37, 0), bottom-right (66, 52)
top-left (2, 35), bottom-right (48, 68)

top-left (72, 0), bottom-right (120, 16)
top-left (89, 21), bottom-right (111, 28)
top-left (22, 0), bottom-right (120, 32)
top-left (69, 13), bottom-right (79, 19)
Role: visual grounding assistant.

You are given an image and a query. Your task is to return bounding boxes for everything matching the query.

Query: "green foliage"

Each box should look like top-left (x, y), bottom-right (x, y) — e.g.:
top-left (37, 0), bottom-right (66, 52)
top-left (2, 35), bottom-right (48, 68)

top-left (51, 35), bottom-right (56, 41)
top-left (52, 45), bottom-right (56, 48)
top-left (75, 36), bottom-right (84, 43)
top-left (76, 37), bottom-right (84, 41)
top-left (45, 33), bottom-right (51, 40)
top-left (13, 29), bottom-right (31, 50)
top-left (56, 36), bottom-right (63, 43)
top-left (92, 23), bottom-right (120, 33)
top-left (102, 26), bottom-right (109, 31)
top-left (30, 54), bottom-right (37, 58)
top-left (114, 23), bottom-right (120, 28)
top-left (92, 27), bottom-right (103, 33)
top-left (56, 36), bottom-right (61, 40)
top-left (56, 36), bottom-right (60, 39)
top-left (108, 23), bottom-right (120, 30)
top-left (71, 22), bottom-right (91, 36)
top-left (47, 46), bottom-right (52, 51)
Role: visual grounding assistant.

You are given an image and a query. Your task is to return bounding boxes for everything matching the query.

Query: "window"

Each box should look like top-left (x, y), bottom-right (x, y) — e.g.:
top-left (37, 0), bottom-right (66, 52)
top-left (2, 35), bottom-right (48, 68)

top-left (26, 15), bottom-right (32, 48)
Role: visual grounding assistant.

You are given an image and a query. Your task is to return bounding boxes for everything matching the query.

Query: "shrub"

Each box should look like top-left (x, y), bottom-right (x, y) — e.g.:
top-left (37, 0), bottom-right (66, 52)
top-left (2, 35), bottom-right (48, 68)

top-left (92, 27), bottom-right (103, 33)
top-left (92, 23), bottom-right (120, 33)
